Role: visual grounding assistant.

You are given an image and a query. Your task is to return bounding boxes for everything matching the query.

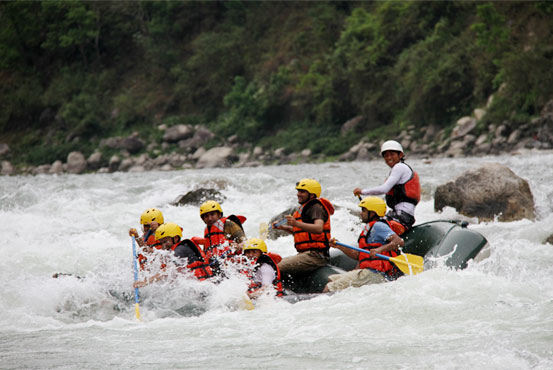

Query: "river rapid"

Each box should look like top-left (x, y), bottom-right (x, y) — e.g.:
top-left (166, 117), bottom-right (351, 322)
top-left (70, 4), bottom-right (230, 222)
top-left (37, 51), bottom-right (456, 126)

top-left (1, 151), bottom-right (553, 369)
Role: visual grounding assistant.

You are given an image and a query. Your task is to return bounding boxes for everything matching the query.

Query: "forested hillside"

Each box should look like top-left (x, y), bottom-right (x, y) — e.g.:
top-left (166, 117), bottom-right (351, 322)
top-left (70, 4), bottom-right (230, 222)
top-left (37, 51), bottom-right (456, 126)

top-left (2, 1), bottom-right (553, 168)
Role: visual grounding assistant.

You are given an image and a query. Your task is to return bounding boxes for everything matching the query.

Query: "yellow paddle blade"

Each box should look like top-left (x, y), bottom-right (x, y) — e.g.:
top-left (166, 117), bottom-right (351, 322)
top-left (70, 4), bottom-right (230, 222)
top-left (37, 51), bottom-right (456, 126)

top-left (134, 303), bottom-right (141, 321)
top-left (389, 254), bottom-right (424, 275)
top-left (259, 222), bottom-right (269, 240)
top-left (242, 296), bottom-right (255, 311)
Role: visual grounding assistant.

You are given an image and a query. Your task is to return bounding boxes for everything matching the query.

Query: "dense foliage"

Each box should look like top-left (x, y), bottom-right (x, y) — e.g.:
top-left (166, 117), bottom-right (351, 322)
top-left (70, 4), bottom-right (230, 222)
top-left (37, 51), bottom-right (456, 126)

top-left (1, 1), bottom-right (553, 166)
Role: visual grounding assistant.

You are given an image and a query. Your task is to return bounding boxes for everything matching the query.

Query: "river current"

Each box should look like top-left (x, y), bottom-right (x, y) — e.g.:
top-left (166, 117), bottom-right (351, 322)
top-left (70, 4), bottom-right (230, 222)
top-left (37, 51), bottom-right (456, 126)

top-left (1, 151), bottom-right (553, 369)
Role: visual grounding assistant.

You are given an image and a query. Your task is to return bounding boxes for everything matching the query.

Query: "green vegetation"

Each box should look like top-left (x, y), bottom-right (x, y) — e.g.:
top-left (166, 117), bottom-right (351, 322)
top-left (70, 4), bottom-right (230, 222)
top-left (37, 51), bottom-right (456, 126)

top-left (1, 1), bottom-right (553, 166)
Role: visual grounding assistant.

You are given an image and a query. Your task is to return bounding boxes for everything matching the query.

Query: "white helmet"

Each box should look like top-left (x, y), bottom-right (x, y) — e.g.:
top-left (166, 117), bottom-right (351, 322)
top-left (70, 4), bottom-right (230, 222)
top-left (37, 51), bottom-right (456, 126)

top-left (380, 140), bottom-right (404, 155)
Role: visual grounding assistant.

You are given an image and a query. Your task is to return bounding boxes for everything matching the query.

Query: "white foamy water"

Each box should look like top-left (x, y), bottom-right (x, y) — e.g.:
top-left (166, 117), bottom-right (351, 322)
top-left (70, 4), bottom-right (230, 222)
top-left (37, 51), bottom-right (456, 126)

top-left (1, 151), bottom-right (553, 369)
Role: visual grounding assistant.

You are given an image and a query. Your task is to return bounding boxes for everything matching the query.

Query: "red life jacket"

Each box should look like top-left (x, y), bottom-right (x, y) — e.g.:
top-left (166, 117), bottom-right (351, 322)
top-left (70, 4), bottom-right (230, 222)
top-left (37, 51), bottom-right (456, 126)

top-left (385, 163), bottom-right (421, 208)
top-left (246, 253), bottom-right (284, 297)
top-left (138, 229), bottom-right (162, 270)
top-left (204, 215), bottom-right (246, 260)
top-left (292, 198), bottom-right (334, 254)
top-left (170, 239), bottom-right (214, 281)
top-left (357, 219), bottom-right (399, 276)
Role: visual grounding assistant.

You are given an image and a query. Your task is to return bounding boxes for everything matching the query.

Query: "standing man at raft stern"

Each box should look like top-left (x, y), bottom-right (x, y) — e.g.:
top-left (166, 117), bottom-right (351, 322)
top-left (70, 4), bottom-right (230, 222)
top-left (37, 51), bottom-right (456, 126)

top-left (200, 200), bottom-right (247, 273)
top-left (323, 196), bottom-right (404, 293)
top-left (273, 179), bottom-right (334, 275)
top-left (353, 140), bottom-right (420, 235)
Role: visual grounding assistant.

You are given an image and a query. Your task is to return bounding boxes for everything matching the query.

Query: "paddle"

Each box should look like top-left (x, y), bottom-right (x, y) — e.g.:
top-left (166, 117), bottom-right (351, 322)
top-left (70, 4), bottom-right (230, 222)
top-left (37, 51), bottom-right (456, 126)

top-left (131, 236), bottom-right (142, 321)
top-left (259, 219), bottom-right (287, 239)
top-left (335, 241), bottom-right (424, 275)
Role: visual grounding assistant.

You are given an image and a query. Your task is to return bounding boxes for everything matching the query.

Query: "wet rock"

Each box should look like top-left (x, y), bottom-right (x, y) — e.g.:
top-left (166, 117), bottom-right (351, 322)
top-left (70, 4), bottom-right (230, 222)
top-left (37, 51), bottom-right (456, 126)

top-left (33, 164), bottom-right (51, 175)
top-left (119, 158), bottom-right (134, 172)
top-left (192, 147), bottom-right (206, 161)
top-left (434, 163), bottom-right (535, 222)
top-left (66, 151), bottom-right (87, 174)
top-left (120, 133), bottom-right (145, 154)
top-left (109, 155), bottom-right (121, 172)
top-left (451, 116), bottom-right (477, 140)
top-left (196, 146), bottom-right (236, 168)
top-left (1, 160), bottom-right (14, 175)
top-left (545, 234), bottom-right (553, 245)
top-left (170, 188), bottom-right (226, 207)
top-left (163, 124), bottom-right (193, 143)
top-left (87, 152), bottom-right (104, 170)
top-left (49, 160), bottom-right (63, 174)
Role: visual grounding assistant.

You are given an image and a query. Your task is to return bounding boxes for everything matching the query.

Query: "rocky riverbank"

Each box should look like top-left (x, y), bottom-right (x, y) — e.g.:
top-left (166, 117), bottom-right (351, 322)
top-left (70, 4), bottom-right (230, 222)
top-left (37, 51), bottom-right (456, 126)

top-left (2, 99), bottom-right (553, 176)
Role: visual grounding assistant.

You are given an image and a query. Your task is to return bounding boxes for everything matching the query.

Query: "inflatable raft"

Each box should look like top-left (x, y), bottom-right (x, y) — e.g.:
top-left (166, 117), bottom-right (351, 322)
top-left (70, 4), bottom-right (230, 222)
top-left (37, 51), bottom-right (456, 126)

top-left (282, 220), bottom-right (489, 295)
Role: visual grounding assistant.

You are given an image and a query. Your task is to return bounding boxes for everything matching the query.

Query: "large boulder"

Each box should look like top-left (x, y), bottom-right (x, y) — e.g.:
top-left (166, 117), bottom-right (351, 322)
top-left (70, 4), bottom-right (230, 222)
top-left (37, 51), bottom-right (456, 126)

top-left (66, 151), bottom-right (87, 174)
top-left (434, 163), bottom-right (535, 222)
top-left (163, 124), bottom-right (194, 143)
top-left (120, 133), bottom-right (145, 154)
top-left (265, 207), bottom-right (297, 240)
top-left (170, 188), bottom-right (226, 207)
top-left (196, 146), bottom-right (236, 168)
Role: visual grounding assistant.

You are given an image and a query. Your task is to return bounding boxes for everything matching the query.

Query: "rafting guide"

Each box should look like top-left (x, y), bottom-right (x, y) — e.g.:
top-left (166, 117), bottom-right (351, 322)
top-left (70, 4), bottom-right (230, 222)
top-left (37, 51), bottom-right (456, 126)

top-left (353, 140), bottom-right (420, 235)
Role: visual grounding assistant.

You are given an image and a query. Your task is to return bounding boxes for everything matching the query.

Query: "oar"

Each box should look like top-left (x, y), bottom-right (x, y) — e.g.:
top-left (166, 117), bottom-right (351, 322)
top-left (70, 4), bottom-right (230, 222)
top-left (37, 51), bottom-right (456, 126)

top-left (131, 236), bottom-right (142, 321)
top-left (335, 241), bottom-right (424, 275)
top-left (259, 219), bottom-right (287, 239)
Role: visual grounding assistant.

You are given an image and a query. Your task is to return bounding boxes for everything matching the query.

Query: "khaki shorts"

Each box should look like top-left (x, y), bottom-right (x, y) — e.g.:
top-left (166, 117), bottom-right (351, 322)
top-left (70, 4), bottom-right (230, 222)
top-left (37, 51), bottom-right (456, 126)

top-left (278, 250), bottom-right (329, 275)
top-left (325, 269), bottom-right (388, 292)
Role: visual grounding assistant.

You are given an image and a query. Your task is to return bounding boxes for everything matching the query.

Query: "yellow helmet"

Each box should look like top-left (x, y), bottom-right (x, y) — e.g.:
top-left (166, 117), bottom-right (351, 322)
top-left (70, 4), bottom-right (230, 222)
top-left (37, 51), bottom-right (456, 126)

top-left (242, 238), bottom-right (267, 253)
top-left (140, 208), bottom-right (164, 225)
top-left (358, 196), bottom-right (386, 217)
top-left (155, 222), bottom-right (183, 240)
top-left (199, 200), bottom-right (223, 216)
top-left (295, 178), bottom-right (321, 198)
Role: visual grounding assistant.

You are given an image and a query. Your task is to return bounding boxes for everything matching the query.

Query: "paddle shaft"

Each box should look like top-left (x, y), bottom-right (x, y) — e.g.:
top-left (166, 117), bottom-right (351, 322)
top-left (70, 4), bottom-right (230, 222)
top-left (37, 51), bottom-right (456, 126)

top-left (131, 236), bottom-right (142, 320)
top-left (336, 241), bottom-right (394, 262)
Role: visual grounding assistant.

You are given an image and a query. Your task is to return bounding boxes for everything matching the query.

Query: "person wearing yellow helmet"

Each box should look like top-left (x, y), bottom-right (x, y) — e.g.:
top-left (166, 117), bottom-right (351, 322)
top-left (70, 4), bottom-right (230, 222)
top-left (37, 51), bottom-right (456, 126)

top-left (241, 238), bottom-right (283, 299)
top-left (133, 222), bottom-right (213, 287)
top-left (272, 179), bottom-right (335, 276)
top-left (353, 140), bottom-right (420, 235)
top-left (199, 200), bottom-right (247, 273)
top-left (128, 208), bottom-right (165, 270)
top-left (129, 208), bottom-right (164, 247)
top-left (323, 196), bottom-right (404, 292)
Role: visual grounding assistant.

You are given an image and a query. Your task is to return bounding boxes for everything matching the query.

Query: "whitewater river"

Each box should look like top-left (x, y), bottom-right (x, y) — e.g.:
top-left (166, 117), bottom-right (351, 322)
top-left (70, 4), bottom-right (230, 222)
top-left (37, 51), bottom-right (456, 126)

top-left (1, 151), bottom-right (553, 369)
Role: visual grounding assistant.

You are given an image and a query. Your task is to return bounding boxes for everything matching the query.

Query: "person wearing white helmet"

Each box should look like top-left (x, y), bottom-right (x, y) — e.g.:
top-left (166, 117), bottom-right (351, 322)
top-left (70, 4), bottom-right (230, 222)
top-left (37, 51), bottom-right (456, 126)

top-left (353, 140), bottom-right (420, 235)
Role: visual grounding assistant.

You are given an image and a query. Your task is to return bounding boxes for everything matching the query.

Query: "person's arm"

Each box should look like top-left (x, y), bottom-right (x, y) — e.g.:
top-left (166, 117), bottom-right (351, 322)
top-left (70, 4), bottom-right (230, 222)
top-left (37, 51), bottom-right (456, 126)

top-left (284, 216), bottom-right (324, 233)
top-left (224, 220), bottom-right (246, 243)
top-left (354, 164), bottom-right (408, 196)
top-left (369, 232), bottom-right (404, 257)
top-left (328, 238), bottom-right (359, 260)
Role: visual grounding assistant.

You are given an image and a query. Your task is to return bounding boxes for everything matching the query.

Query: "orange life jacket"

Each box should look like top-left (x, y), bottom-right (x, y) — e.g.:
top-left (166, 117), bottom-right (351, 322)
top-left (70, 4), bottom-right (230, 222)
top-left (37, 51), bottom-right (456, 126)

top-left (204, 215), bottom-right (246, 260)
top-left (246, 253), bottom-right (284, 297)
top-left (292, 198), bottom-right (334, 254)
top-left (385, 163), bottom-right (421, 208)
top-left (138, 229), bottom-right (162, 270)
top-left (357, 219), bottom-right (399, 276)
top-left (170, 239), bottom-right (214, 281)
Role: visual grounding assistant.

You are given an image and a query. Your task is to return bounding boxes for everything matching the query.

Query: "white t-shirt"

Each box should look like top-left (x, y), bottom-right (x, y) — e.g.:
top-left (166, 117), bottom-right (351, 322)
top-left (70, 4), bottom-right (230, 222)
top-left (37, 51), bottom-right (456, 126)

top-left (361, 162), bottom-right (415, 216)
top-left (253, 263), bottom-right (276, 286)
